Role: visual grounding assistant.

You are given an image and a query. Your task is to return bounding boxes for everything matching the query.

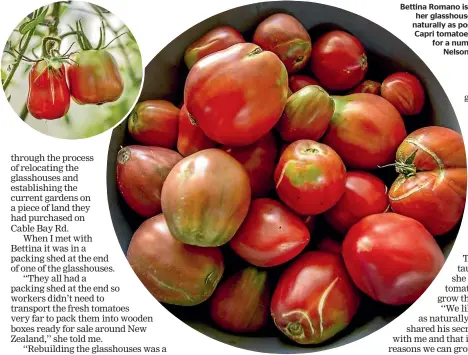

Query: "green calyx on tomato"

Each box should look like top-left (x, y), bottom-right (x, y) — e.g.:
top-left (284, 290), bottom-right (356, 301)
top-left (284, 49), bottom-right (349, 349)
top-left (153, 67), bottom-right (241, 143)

top-left (379, 149), bottom-right (418, 177)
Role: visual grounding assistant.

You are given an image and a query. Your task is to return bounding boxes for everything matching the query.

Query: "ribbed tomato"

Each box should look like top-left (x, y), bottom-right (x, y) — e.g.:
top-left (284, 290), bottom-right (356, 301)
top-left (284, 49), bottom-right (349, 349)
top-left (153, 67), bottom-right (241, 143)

top-left (381, 72), bottom-right (425, 116)
top-left (277, 85), bottom-right (334, 142)
top-left (388, 126), bottom-right (466, 236)
top-left (67, 50), bottom-right (123, 104)
top-left (27, 59), bottom-right (70, 119)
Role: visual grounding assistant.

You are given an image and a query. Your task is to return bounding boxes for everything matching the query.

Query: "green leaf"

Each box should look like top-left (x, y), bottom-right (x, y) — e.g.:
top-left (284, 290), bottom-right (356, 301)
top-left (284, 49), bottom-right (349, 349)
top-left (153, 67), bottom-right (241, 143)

top-left (19, 7), bottom-right (47, 34)
top-left (7, 95), bottom-right (11, 102)
top-left (405, 150), bottom-right (418, 165)
top-left (1, 69), bottom-right (7, 81)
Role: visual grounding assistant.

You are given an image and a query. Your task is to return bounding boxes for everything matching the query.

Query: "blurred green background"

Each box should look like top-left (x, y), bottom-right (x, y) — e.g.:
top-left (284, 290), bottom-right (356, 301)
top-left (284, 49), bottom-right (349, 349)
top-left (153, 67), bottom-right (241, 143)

top-left (1, 1), bottom-right (143, 139)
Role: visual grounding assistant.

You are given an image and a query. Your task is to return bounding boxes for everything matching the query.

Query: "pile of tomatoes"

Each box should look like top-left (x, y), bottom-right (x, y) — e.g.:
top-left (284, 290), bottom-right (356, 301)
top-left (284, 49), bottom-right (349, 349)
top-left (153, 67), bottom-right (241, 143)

top-left (26, 25), bottom-right (123, 120)
top-left (117, 13), bottom-right (466, 346)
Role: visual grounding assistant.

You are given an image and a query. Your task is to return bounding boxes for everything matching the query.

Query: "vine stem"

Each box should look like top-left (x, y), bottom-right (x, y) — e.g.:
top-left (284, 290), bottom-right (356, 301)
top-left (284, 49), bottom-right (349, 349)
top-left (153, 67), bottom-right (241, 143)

top-left (91, 4), bottom-right (139, 86)
top-left (2, 28), bottom-right (35, 91)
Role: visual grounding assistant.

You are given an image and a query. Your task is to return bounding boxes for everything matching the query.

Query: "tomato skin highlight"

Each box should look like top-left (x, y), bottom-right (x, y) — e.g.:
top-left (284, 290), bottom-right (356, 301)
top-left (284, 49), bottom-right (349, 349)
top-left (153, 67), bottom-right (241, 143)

top-left (177, 105), bottom-right (217, 157)
top-left (271, 251), bottom-right (360, 345)
top-left (277, 85), bottom-right (334, 142)
top-left (289, 75), bottom-right (319, 93)
top-left (229, 198), bottom-right (310, 267)
top-left (325, 171), bottom-right (389, 234)
top-left (310, 30), bottom-right (368, 91)
top-left (184, 26), bottom-right (245, 69)
top-left (116, 145), bottom-right (183, 218)
top-left (221, 132), bottom-right (278, 198)
top-left (126, 214), bottom-right (224, 306)
top-left (323, 93), bottom-right (407, 169)
top-left (342, 213), bottom-right (445, 306)
top-left (210, 267), bottom-right (270, 333)
top-left (350, 80), bottom-right (381, 95)
top-left (381, 72), bottom-right (425, 116)
top-left (67, 50), bottom-right (123, 104)
top-left (128, 100), bottom-right (180, 148)
top-left (253, 13), bottom-right (312, 74)
top-left (184, 43), bottom-right (289, 146)
top-left (274, 140), bottom-right (347, 215)
top-left (161, 148), bottom-right (251, 247)
top-left (389, 126), bottom-right (467, 236)
top-left (27, 60), bottom-right (70, 120)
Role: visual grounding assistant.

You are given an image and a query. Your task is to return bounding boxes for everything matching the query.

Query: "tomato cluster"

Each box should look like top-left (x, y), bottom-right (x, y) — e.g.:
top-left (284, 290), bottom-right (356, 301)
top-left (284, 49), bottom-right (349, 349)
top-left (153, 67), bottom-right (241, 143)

top-left (118, 13), bottom-right (466, 346)
top-left (26, 24), bottom-right (123, 120)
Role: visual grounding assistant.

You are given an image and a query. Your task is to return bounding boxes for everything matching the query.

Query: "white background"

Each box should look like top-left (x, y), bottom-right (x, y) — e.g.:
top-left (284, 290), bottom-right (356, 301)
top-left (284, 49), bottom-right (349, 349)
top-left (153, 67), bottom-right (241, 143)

top-left (1, 0), bottom-right (467, 354)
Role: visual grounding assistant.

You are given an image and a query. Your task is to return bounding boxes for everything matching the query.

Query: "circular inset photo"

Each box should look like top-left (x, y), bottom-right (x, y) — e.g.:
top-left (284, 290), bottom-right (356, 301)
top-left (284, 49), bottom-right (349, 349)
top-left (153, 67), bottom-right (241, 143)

top-left (1, 1), bottom-right (143, 139)
top-left (106, 1), bottom-right (466, 353)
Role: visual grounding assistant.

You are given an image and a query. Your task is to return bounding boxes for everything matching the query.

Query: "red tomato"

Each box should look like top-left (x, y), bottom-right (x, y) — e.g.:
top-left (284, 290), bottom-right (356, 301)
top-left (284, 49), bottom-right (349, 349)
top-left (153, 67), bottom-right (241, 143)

top-left (253, 13), bottom-right (311, 73)
top-left (161, 149), bottom-right (251, 247)
top-left (389, 126), bottom-right (466, 236)
top-left (274, 140), bottom-right (347, 215)
top-left (271, 251), bottom-right (360, 345)
top-left (184, 43), bottom-right (289, 146)
top-left (277, 85), bottom-right (334, 142)
top-left (128, 100), bottom-right (179, 148)
top-left (67, 50), bottom-right (123, 104)
top-left (323, 93), bottom-right (407, 169)
top-left (342, 213), bottom-right (445, 305)
top-left (177, 105), bottom-right (217, 157)
top-left (210, 267), bottom-right (270, 333)
top-left (310, 30), bottom-right (368, 91)
top-left (116, 145), bottom-right (183, 217)
top-left (381, 72), bottom-right (425, 116)
top-left (184, 26), bottom-right (245, 69)
top-left (229, 198), bottom-right (310, 267)
top-left (350, 80), bottom-right (381, 95)
top-left (27, 60), bottom-right (70, 120)
top-left (127, 214), bottom-right (224, 306)
top-left (221, 132), bottom-right (278, 197)
top-left (289, 74), bottom-right (319, 93)
top-left (325, 171), bottom-right (389, 234)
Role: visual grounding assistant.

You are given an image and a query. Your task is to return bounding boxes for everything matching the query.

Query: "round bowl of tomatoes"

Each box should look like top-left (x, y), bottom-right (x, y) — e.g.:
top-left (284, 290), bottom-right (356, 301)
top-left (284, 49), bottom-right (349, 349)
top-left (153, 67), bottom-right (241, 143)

top-left (106, 1), bottom-right (465, 353)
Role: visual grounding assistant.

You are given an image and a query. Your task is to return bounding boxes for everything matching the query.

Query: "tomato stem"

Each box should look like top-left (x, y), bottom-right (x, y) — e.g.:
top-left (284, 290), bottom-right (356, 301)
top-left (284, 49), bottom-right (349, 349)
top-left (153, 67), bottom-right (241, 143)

top-left (41, 36), bottom-right (62, 59)
top-left (377, 150), bottom-right (419, 177)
